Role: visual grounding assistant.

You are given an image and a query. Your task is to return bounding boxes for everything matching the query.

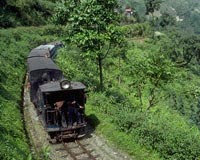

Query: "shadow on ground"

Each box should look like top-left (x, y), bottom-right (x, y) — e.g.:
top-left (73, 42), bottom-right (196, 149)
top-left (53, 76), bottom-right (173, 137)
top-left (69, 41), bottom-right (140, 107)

top-left (84, 114), bottom-right (100, 138)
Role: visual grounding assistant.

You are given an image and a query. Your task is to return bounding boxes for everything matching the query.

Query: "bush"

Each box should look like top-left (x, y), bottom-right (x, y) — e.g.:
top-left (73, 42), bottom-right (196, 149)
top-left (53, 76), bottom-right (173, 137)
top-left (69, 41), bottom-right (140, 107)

top-left (0, 0), bottom-right (56, 28)
top-left (121, 23), bottom-right (152, 38)
top-left (132, 109), bottom-right (200, 159)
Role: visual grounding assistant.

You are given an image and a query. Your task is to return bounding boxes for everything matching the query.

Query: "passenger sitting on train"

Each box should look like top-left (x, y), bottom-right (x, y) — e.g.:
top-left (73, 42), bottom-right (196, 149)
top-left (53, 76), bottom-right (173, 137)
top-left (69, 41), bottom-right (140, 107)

top-left (77, 104), bottom-right (84, 124)
top-left (41, 72), bottom-right (50, 83)
top-left (54, 101), bottom-right (67, 128)
top-left (67, 101), bottom-right (75, 128)
top-left (67, 101), bottom-right (84, 128)
top-left (72, 101), bottom-right (84, 125)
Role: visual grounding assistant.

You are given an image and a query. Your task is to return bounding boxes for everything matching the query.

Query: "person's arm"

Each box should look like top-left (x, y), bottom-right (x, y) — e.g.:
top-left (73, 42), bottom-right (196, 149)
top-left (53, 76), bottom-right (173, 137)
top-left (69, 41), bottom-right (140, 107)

top-left (72, 101), bottom-right (84, 109)
top-left (54, 101), bottom-right (64, 110)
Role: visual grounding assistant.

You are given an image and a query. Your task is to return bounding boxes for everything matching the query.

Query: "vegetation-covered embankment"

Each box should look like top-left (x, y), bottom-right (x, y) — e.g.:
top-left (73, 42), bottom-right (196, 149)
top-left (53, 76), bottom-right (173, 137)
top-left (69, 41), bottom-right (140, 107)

top-left (56, 22), bottom-right (200, 160)
top-left (0, 26), bottom-right (64, 159)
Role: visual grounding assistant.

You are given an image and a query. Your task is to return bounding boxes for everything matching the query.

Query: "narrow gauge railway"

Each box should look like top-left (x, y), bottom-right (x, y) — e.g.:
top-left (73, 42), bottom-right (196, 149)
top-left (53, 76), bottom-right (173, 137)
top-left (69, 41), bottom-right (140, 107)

top-left (56, 140), bottom-right (98, 160)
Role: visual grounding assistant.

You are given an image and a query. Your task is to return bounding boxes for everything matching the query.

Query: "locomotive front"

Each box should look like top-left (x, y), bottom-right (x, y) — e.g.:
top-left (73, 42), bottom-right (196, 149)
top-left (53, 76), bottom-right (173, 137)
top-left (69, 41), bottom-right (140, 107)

top-left (37, 80), bottom-right (87, 140)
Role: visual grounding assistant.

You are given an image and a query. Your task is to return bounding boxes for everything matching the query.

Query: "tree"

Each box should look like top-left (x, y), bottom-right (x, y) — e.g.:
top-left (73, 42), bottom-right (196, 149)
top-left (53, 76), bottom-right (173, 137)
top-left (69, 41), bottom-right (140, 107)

top-left (196, 98), bottom-right (200, 127)
top-left (159, 12), bottom-right (176, 28)
top-left (127, 52), bottom-right (174, 110)
top-left (54, 0), bottom-right (124, 89)
top-left (0, 0), bottom-right (56, 28)
top-left (53, 0), bottom-right (76, 25)
top-left (144, 0), bottom-right (163, 38)
top-left (181, 35), bottom-right (200, 66)
top-left (144, 0), bottom-right (162, 16)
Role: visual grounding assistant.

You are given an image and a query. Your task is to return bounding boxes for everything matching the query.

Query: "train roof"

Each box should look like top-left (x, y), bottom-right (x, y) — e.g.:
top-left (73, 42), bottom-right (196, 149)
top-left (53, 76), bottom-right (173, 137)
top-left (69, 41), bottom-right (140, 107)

top-left (27, 57), bottom-right (61, 73)
top-left (27, 42), bottom-right (63, 58)
top-left (35, 44), bottom-right (55, 50)
top-left (28, 49), bottom-right (51, 58)
top-left (40, 81), bottom-right (86, 93)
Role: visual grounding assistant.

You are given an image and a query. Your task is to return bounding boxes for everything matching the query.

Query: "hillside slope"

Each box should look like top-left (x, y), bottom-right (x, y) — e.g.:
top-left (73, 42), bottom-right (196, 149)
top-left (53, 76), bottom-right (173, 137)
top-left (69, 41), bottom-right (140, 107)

top-left (0, 26), bottom-right (63, 159)
top-left (120, 0), bottom-right (200, 33)
top-left (55, 24), bottom-right (200, 159)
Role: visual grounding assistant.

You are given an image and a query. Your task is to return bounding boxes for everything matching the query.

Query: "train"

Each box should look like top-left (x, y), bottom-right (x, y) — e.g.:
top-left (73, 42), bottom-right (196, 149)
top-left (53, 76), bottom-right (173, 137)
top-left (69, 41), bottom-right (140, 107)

top-left (27, 42), bottom-right (87, 141)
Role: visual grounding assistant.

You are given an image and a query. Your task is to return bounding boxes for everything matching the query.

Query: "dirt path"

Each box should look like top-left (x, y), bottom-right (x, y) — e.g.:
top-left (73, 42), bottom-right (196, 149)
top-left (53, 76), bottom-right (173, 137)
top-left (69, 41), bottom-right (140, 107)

top-left (23, 82), bottom-right (132, 160)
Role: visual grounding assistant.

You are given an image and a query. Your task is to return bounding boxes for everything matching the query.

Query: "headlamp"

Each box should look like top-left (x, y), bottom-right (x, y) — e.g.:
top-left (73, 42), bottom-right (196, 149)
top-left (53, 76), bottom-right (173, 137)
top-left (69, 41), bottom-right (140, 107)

top-left (60, 79), bottom-right (71, 89)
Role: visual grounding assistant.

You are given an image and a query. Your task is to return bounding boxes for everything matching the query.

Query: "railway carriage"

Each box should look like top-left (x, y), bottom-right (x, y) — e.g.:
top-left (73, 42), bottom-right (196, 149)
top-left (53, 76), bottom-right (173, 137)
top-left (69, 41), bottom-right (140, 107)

top-left (28, 42), bottom-right (63, 58)
top-left (27, 57), bottom-right (63, 103)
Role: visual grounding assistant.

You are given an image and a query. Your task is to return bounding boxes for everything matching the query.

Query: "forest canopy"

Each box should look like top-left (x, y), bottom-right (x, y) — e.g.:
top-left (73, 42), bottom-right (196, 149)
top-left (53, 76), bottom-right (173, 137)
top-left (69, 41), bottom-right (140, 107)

top-left (0, 0), bottom-right (58, 27)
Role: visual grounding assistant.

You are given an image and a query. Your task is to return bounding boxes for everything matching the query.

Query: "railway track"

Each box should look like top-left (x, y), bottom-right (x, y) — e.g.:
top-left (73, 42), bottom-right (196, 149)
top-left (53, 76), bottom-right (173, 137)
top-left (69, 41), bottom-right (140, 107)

top-left (61, 140), bottom-right (98, 160)
top-left (51, 139), bottom-right (99, 160)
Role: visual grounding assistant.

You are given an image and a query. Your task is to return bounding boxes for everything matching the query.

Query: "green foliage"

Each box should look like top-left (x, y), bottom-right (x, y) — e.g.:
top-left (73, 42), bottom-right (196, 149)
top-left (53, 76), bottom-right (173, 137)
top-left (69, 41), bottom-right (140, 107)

top-left (159, 12), bottom-right (176, 28)
top-left (155, 31), bottom-right (200, 67)
top-left (0, 26), bottom-right (61, 159)
top-left (65, 0), bottom-right (122, 54)
top-left (144, 0), bottom-right (162, 15)
top-left (0, 0), bottom-right (57, 28)
top-left (86, 90), bottom-right (200, 160)
top-left (121, 0), bottom-right (200, 33)
top-left (161, 0), bottom-right (200, 34)
top-left (133, 109), bottom-right (200, 160)
top-left (54, 0), bottom-right (125, 89)
top-left (121, 23), bottom-right (152, 38)
top-left (125, 43), bottom-right (175, 109)
top-left (53, 0), bottom-right (75, 25)
top-left (86, 99), bottom-right (161, 160)
top-left (40, 146), bottom-right (50, 160)
top-left (181, 35), bottom-right (200, 66)
top-left (56, 29), bottom-right (200, 159)
top-left (53, 2), bottom-right (200, 158)
top-left (55, 45), bottom-right (99, 88)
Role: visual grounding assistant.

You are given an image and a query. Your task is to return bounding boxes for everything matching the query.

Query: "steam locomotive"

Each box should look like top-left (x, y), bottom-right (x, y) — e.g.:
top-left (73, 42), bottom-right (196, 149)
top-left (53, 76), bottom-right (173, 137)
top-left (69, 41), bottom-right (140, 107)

top-left (27, 42), bottom-right (87, 141)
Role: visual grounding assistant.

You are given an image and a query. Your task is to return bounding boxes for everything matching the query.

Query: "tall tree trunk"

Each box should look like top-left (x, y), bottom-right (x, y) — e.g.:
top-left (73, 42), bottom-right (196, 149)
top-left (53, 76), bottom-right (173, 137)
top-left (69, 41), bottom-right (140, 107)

top-left (138, 85), bottom-right (143, 107)
top-left (98, 54), bottom-right (103, 90)
top-left (118, 56), bottom-right (121, 84)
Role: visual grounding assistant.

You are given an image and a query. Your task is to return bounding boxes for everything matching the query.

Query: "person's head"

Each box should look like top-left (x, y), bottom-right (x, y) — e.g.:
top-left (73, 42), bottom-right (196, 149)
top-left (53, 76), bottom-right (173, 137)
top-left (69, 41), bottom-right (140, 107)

top-left (42, 73), bottom-right (49, 82)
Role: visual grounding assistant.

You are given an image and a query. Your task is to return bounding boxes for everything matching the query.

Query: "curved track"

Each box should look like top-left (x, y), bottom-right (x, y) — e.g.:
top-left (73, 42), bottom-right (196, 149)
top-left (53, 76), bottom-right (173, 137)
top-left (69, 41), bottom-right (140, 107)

top-left (59, 140), bottom-right (98, 160)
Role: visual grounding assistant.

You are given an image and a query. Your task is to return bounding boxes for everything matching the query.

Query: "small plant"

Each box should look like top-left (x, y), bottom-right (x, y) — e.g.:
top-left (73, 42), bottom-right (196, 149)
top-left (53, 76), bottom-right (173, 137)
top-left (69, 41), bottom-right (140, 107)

top-left (41, 146), bottom-right (50, 160)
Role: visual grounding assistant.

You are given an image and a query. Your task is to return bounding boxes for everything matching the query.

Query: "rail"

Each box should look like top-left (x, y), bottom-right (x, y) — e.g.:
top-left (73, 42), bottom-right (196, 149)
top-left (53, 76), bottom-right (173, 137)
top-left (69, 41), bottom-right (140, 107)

top-left (62, 140), bottom-right (98, 160)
